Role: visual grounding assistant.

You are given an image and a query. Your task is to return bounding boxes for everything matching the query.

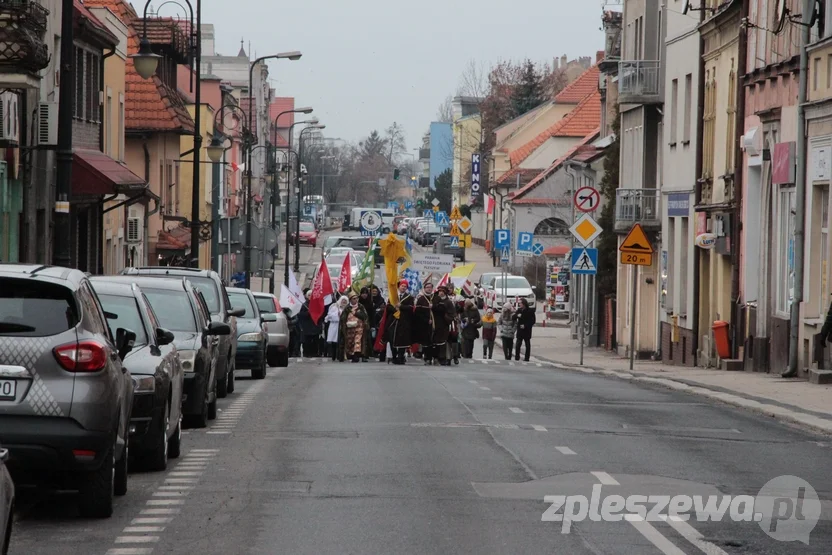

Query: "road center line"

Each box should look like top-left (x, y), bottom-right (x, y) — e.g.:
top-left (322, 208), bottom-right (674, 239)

top-left (555, 446), bottom-right (577, 455)
top-left (532, 425), bottom-right (548, 432)
top-left (509, 407), bottom-right (524, 414)
top-left (624, 515), bottom-right (686, 555)
top-left (591, 471), bottom-right (619, 486)
top-left (492, 396), bottom-right (503, 400)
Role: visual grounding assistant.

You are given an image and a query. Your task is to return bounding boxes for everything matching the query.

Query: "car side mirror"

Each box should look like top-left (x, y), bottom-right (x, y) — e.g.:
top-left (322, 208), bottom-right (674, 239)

top-left (116, 327), bottom-right (136, 360)
top-left (227, 307), bottom-right (245, 318)
top-left (156, 327), bottom-right (175, 346)
top-left (261, 313), bottom-right (278, 323)
top-left (531, 285), bottom-right (537, 291)
top-left (206, 322), bottom-right (231, 336)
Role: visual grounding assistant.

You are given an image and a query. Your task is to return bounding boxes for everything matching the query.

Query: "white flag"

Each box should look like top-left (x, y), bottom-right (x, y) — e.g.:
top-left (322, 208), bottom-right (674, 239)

top-left (288, 268), bottom-right (304, 299)
top-left (279, 284), bottom-right (304, 316)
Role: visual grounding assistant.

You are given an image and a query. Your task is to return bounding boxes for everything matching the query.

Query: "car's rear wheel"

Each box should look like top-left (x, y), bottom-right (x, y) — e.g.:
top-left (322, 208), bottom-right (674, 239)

top-left (78, 444), bottom-right (115, 518)
top-left (208, 397), bottom-right (217, 420)
top-left (114, 434), bottom-right (128, 497)
top-left (276, 350), bottom-right (289, 368)
top-left (227, 361), bottom-right (236, 393)
top-left (267, 346), bottom-right (280, 367)
top-left (192, 382), bottom-right (209, 428)
top-left (168, 415), bottom-right (181, 459)
top-left (148, 403), bottom-right (169, 471)
top-left (252, 353), bottom-right (266, 379)
top-left (216, 362), bottom-right (229, 398)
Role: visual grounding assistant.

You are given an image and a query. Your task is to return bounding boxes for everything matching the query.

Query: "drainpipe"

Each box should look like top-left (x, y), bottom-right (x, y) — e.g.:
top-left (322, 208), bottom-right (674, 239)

top-left (565, 163), bottom-right (579, 339)
top-left (692, 6), bottom-right (706, 366)
top-left (785, 0), bottom-right (812, 377)
top-left (730, 0), bottom-right (749, 361)
top-left (143, 141), bottom-right (153, 265)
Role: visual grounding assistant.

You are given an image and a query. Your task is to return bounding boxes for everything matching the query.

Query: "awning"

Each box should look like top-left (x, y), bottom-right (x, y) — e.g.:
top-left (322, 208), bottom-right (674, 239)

top-left (543, 246), bottom-right (570, 257)
top-left (156, 229), bottom-right (188, 252)
top-left (72, 149), bottom-right (146, 196)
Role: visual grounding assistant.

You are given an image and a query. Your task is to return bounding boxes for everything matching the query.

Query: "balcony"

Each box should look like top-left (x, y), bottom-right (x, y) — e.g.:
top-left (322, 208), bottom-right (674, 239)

top-left (618, 60), bottom-right (661, 105)
top-left (614, 189), bottom-right (660, 233)
top-left (0, 0), bottom-right (49, 87)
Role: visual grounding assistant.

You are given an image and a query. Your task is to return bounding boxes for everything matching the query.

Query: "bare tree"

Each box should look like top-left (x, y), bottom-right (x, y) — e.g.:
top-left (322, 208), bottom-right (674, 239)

top-left (436, 95), bottom-right (454, 123)
top-left (385, 122), bottom-right (407, 166)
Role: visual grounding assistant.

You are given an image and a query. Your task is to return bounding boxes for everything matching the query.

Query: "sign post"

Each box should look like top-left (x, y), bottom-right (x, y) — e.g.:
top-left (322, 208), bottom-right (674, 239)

top-left (570, 205), bottom-right (604, 365)
top-left (619, 223), bottom-right (654, 370)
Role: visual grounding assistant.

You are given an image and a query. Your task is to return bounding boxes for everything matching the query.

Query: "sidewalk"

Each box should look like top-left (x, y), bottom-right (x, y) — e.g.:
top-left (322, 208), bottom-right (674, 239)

top-left (529, 320), bottom-right (832, 435)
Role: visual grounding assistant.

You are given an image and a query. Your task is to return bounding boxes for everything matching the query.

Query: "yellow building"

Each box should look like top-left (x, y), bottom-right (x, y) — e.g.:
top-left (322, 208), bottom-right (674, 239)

top-left (178, 102), bottom-right (216, 269)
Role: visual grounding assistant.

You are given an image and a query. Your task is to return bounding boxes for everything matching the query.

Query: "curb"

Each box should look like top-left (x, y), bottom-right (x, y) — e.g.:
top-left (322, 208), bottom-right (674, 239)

top-left (531, 354), bottom-right (832, 436)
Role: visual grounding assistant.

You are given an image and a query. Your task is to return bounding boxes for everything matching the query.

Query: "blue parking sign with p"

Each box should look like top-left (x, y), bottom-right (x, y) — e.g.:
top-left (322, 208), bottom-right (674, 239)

top-left (517, 232), bottom-right (533, 251)
top-left (495, 229), bottom-right (510, 250)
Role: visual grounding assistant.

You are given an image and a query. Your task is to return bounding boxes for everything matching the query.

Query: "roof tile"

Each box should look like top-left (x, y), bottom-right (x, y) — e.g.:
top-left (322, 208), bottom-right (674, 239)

top-left (555, 64), bottom-right (601, 103)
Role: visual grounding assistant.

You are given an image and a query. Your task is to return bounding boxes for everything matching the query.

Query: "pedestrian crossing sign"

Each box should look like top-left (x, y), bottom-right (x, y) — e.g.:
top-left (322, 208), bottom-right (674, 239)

top-left (449, 236), bottom-right (459, 248)
top-left (500, 246), bottom-right (510, 262)
top-left (571, 247), bottom-right (598, 275)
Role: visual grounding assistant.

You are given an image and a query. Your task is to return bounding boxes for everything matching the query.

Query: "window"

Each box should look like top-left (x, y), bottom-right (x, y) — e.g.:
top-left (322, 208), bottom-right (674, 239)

top-left (228, 291), bottom-right (255, 318)
top-left (105, 89), bottom-right (112, 156)
top-left (666, 218), bottom-right (676, 310)
top-left (702, 69), bottom-right (716, 179)
top-left (815, 185), bottom-right (830, 310)
top-left (827, 55), bottom-right (832, 89)
top-left (167, 162), bottom-right (176, 215)
top-left (776, 186), bottom-right (796, 317)
top-left (726, 65), bottom-right (737, 173)
top-left (74, 47), bottom-right (84, 118)
top-left (680, 217), bottom-right (689, 314)
top-left (98, 294), bottom-right (149, 346)
top-left (683, 74), bottom-right (692, 143)
top-left (160, 162), bottom-right (168, 214)
top-left (72, 46), bottom-right (100, 122)
top-left (143, 289), bottom-right (198, 332)
top-left (118, 94), bottom-right (125, 161)
top-left (0, 279), bottom-right (78, 337)
top-left (814, 57), bottom-right (821, 91)
top-left (670, 79), bottom-right (678, 146)
top-left (823, 188), bottom-right (829, 302)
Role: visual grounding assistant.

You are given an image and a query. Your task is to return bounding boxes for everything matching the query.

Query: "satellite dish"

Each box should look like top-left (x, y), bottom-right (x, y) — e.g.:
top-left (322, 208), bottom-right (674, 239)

top-left (683, 0), bottom-right (691, 15)
top-left (775, 0), bottom-right (789, 33)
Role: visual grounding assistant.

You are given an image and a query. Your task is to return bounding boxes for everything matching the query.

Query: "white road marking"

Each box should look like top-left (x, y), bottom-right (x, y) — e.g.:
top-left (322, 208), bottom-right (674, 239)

top-left (509, 362), bottom-right (515, 366)
top-left (492, 396), bottom-right (503, 401)
top-left (480, 386), bottom-right (491, 391)
top-left (509, 407), bottom-right (524, 414)
top-left (207, 431), bottom-right (231, 434)
top-left (115, 536), bottom-right (160, 544)
top-left (491, 360), bottom-right (500, 364)
top-left (468, 380), bottom-right (478, 384)
top-left (106, 549), bottom-right (154, 555)
top-left (659, 515), bottom-right (731, 555)
top-left (482, 360), bottom-right (488, 365)
top-left (165, 478), bottom-right (198, 483)
top-left (158, 485), bottom-right (193, 490)
top-left (188, 449), bottom-right (219, 453)
top-left (123, 526), bottom-right (165, 533)
top-left (625, 514), bottom-right (686, 555)
top-left (132, 517), bottom-right (173, 525)
top-left (591, 471), bottom-right (620, 486)
top-left (169, 471), bottom-right (202, 476)
top-left (556, 446), bottom-right (577, 455)
top-left (140, 508), bottom-right (180, 515)
top-left (532, 425), bottom-right (548, 432)
top-left (146, 499), bottom-right (186, 506)
top-left (468, 360), bottom-right (474, 364)
top-left (536, 363), bottom-right (542, 367)
top-left (152, 491), bottom-right (189, 497)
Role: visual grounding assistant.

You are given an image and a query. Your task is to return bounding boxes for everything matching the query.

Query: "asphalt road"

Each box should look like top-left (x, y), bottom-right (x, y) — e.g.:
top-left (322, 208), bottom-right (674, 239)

top-left (9, 352), bottom-right (832, 554)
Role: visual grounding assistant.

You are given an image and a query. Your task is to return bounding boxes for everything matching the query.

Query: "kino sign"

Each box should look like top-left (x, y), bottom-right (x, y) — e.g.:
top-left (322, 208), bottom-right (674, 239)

top-left (471, 153), bottom-right (481, 201)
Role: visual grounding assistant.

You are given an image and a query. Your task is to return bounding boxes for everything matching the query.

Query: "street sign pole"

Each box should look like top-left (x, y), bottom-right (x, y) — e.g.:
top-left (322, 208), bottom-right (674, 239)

top-left (580, 271), bottom-right (586, 365)
top-left (630, 265), bottom-right (638, 371)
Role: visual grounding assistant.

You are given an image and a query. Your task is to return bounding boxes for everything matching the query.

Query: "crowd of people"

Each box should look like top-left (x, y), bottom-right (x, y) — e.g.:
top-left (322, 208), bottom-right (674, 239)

top-left (284, 280), bottom-right (537, 364)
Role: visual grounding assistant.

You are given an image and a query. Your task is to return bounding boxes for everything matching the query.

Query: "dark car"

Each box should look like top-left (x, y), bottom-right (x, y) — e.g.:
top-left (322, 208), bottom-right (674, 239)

top-left (226, 288), bottom-right (271, 379)
top-left (1, 444), bottom-right (13, 555)
top-left (122, 267), bottom-right (242, 398)
top-left (333, 237), bottom-right (381, 267)
top-left (90, 279), bottom-right (183, 471)
top-left (433, 234), bottom-right (466, 262)
top-left (94, 277), bottom-right (230, 429)
top-left (0, 265), bottom-right (134, 518)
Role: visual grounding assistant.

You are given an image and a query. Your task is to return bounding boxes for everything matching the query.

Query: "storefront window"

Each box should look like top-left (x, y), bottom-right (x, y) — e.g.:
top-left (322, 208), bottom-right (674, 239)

top-left (776, 186), bottom-right (796, 317)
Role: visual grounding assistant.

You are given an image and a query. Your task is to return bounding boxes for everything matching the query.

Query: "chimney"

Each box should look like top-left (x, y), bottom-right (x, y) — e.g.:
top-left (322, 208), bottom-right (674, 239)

top-left (596, 51), bottom-right (605, 64)
top-left (561, 54), bottom-right (567, 68)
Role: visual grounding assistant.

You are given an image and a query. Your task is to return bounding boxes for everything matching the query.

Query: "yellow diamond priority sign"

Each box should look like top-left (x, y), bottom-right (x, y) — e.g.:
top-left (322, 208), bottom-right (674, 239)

top-left (457, 216), bottom-right (473, 234)
top-left (569, 214), bottom-right (602, 247)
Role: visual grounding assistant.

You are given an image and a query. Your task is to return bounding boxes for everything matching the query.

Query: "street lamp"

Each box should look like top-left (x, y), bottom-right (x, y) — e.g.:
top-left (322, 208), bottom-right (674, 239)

top-left (132, 0), bottom-right (205, 267)
top-left (243, 52), bottom-right (302, 289)
top-left (295, 123), bottom-right (325, 272)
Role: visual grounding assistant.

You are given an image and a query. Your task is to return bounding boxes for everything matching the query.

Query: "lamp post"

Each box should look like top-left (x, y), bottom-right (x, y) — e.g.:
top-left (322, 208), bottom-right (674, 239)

top-left (132, 0), bottom-right (204, 267)
top-left (295, 124), bottom-right (326, 272)
top-left (281, 148), bottom-right (299, 287)
top-left (285, 118), bottom-right (319, 274)
top-left (53, 0), bottom-right (75, 266)
top-left (243, 51), bottom-right (302, 289)
top-left (270, 107), bottom-right (312, 294)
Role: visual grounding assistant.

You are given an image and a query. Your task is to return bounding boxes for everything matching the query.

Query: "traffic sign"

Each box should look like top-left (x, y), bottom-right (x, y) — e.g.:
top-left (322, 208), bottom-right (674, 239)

top-left (423, 210), bottom-right (432, 218)
top-left (433, 205), bottom-right (439, 213)
top-left (405, 200), bottom-right (413, 209)
top-left (450, 205), bottom-right (462, 220)
top-left (457, 216), bottom-right (473, 234)
top-left (500, 246), bottom-right (510, 262)
top-left (494, 229), bottom-right (511, 250)
top-left (619, 223), bottom-right (653, 254)
top-left (574, 186), bottom-right (600, 213)
top-left (359, 210), bottom-right (382, 236)
top-left (431, 198), bottom-right (440, 207)
top-left (532, 242), bottom-right (544, 256)
top-left (449, 222), bottom-right (461, 237)
top-left (571, 248), bottom-right (598, 275)
top-left (388, 201), bottom-right (398, 210)
top-left (620, 252), bottom-right (653, 266)
top-left (516, 232), bottom-right (534, 257)
top-left (569, 214), bottom-right (602, 246)
top-left (449, 236), bottom-right (460, 248)
top-left (435, 211), bottom-right (449, 226)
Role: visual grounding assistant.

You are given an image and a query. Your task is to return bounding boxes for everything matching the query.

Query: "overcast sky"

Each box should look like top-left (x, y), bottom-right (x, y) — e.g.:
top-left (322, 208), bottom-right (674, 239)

top-left (201, 0), bottom-right (604, 151)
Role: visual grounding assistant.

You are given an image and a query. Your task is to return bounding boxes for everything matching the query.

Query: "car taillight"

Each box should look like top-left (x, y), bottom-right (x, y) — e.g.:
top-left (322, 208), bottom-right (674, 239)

top-left (273, 298), bottom-right (281, 312)
top-left (53, 340), bottom-right (108, 372)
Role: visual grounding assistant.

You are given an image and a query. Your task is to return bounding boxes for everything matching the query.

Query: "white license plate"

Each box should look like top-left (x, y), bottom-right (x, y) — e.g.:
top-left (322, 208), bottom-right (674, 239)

top-left (0, 379), bottom-right (16, 400)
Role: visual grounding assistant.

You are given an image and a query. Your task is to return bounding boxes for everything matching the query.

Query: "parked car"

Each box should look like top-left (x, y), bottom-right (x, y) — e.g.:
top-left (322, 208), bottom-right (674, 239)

top-left (421, 223), bottom-right (442, 246)
top-left (226, 288), bottom-right (272, 379)
top-left (0, 444), bottom-right (13, 555)
top-left (322, 235), bottom-right (346, 257)
top-left (122, 267), bottom-right (241, 398)
top-left (332, 237), bottom-right (381, 267)
top-left (290, 221), bottom-right (319, 247)
top-left (95, 276), bottom-right (230, 428)
top-left (478, 272), bottom-right (503, 292)
top-left (90, 279), bottom-right (184, 471)
top-left (491, 275), bottom-right (537, 310)
top-left (251, 292), bottom-right (290, 367)
top-left (325, 250), bottom-right (363, 281)
top-left (0, 264), bottom-right (134, 517)
top-left (432, 234), bottom-right (466, 262)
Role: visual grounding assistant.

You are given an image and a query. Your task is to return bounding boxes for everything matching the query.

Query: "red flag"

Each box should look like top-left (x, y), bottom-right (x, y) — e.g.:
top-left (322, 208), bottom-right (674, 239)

top-left (338, 253), bottom-right (352, 292)
top-left (485, 195), bottom-right (495, 215)
top-left (309, 260), bottom-right (334, 324)
top-left (437, 273), bottom-right (450, 288)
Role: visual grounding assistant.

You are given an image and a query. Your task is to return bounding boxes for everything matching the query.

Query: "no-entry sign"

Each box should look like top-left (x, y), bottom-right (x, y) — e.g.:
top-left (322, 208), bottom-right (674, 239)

top-left (574, 186), bottom-right (600, 213)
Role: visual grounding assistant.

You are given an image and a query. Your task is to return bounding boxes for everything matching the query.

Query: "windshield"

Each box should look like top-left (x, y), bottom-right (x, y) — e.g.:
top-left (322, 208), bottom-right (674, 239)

top-left (0, 279), bottom-right (78, 337)
top-left (186, 276), bottom-right (221, 313)
top-left (300, 222), bottom-right (315, 232)
top-left (255, 296), bottom-right (276, 314)
top-left (493, 277), bottom-right (531, 289)
top-left (327, 253), bottom-right (347, 266)
top-left (143, 289), bottom-right (197, 332)
top-left (98, 294), bottom-right (148, 345)
top-left (228, 291), bottom-right (256, 318)
top-left (324, 236), bottom-right (341, 250)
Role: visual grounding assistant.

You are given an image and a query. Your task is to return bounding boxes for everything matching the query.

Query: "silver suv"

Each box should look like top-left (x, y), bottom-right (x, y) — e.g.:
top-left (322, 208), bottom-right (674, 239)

top-left (0, 265), bottom-right (134, 518)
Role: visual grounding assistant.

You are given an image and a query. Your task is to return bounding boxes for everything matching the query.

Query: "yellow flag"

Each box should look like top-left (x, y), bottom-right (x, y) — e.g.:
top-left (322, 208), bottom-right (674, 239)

top-left (379, 233), bottom-right (407, 309)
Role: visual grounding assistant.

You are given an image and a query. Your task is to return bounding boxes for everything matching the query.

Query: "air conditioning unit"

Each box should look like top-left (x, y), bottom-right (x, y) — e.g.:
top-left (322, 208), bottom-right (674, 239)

top-left (38, 102), bottom-right (58, 146)
top-left (126, 216), bottom-right (142, 243)
top-left (0, 92), bottom-right (19, 146)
